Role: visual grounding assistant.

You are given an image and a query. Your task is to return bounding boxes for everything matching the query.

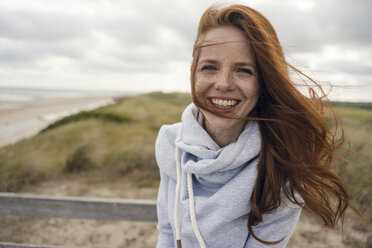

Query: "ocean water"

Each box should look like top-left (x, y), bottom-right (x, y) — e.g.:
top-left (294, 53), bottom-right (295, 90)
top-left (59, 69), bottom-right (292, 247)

top-left (0, 86), bottom-right (134, 111)
top-left (0, 86), bottom-right (125, 102)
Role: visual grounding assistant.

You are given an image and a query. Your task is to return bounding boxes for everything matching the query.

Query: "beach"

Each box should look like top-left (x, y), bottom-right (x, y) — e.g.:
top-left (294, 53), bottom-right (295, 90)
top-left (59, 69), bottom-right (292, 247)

top-left (0, 87), bottom-right (125, 147)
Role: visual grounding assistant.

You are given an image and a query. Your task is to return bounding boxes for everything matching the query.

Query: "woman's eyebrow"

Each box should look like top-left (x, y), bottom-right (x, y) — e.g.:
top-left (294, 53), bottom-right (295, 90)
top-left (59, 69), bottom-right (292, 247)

top-left (235, 62), bottom-right (256, 68)
top-left (198, 59), bottom-right (219, 65)
top-left (198, 60), bottom-right (255, 66)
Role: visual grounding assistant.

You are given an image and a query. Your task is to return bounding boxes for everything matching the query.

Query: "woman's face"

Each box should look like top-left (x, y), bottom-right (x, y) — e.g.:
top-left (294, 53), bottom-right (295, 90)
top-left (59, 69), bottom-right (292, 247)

top-left (194, 26), bottom-right (260, 133)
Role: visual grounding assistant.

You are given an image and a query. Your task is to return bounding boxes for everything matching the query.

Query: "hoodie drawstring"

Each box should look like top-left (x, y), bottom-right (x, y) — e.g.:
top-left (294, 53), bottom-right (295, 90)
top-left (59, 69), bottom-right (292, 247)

top-left (187, 172), bottom-right (206, 248)
top-left (175, 146), bottom-right (206, 248)
top-left (174, 146), bottom-right (182, 247)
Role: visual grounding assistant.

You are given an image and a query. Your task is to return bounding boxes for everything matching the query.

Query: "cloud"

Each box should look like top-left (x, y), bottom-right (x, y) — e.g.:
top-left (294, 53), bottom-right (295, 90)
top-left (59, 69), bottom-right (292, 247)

top-left (0, 39), bottom-right (84, 66)
top-left (0, 0), bottom-right (198, 74)
top-left (0, 9), bottom-right (88, 41)
top-left (0, 0), bottom-right (371, 101)
top-left (328, 60), bottom-right (372, 76)
top-left (253, 0), bottom-right (372, 53)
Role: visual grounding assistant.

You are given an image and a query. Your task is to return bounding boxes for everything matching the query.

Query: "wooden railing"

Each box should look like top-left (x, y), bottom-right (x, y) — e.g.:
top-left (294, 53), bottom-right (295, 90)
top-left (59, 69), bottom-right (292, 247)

top-left (0, 192), bottom-right (157, 248)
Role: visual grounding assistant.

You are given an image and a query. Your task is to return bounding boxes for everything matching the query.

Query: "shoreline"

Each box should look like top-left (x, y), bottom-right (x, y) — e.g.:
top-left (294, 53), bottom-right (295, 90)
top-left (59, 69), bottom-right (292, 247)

top-left (0, 95), bottom-right (123, 147)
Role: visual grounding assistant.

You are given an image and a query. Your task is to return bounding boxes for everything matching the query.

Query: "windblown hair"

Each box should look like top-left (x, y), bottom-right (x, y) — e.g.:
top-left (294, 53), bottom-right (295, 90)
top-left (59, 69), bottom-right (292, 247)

top-left (191, 4), bottom-right (351, 245)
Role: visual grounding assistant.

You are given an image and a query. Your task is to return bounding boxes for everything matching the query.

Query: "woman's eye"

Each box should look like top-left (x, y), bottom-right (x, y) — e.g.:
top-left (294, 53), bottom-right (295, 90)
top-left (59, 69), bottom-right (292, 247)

top-left (201, 65), bottom-right (217, 71)
top-left (237, 68), bottom-right (253, 75)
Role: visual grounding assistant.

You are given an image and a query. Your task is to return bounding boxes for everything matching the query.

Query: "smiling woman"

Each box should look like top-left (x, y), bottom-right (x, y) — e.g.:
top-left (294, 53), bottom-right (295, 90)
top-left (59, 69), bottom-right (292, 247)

top-left (155, 3), bottom-right (355, 248)
top-left (194, 26), bottom-right (260, 147)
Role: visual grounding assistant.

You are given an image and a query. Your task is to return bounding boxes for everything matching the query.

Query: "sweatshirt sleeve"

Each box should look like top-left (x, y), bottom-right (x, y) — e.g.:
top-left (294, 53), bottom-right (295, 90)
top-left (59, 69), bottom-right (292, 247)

top-left (156, 171), bottom-right (175, 248)
top-left (156, 125), bottom-right (176, 248)
top-left (244, 197), bottom-right (302, 248)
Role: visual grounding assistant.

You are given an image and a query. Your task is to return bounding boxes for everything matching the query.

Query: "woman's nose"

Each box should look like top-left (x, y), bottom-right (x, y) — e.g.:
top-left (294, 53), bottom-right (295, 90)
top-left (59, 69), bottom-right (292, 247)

top-left (215, 70), bottom-right (235, 91)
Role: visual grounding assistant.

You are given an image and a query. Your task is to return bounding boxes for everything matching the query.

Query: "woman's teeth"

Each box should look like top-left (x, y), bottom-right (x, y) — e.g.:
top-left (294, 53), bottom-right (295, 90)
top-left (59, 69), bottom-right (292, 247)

top-left (211, 98), bottom-right (238, 109)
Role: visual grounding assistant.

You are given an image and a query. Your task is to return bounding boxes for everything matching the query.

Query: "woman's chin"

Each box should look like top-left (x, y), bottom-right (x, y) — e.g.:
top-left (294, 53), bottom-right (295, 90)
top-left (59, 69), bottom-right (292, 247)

top-left (202, 111), bottom-right (245, 132)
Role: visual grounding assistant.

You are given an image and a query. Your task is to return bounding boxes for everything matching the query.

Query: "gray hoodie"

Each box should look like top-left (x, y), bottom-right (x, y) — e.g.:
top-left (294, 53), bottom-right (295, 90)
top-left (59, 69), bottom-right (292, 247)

top-left (156, 103), bottom-right (302, 248)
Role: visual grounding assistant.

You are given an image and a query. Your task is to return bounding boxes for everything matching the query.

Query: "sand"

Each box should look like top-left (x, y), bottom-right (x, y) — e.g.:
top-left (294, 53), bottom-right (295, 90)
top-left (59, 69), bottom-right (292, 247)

top-left (0, 96), bottom-right (118, 147)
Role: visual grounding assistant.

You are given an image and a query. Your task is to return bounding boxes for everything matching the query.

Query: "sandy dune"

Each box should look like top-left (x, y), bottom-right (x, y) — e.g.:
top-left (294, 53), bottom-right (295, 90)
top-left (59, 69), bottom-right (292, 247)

top-left (0, 96), bottom-right (117, 147)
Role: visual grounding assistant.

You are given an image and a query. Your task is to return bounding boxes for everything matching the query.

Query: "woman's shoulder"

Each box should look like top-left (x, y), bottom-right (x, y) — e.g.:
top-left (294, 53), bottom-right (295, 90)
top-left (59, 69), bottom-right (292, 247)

top-left (155, 123), bottom-right (182, 178)
top-left (156, 123), bottom-right (182, 145)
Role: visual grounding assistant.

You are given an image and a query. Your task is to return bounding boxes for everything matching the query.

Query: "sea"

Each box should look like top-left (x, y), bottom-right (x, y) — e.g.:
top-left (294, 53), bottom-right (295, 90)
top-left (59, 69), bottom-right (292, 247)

top-left (0, 86), bottom-right (134, 109)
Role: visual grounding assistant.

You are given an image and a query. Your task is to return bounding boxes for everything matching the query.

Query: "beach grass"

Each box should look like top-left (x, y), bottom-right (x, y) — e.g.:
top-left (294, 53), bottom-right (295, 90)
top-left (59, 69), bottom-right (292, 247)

top-left (336, 118), bottom-right (372, 220)
top-left (0, 92), bottom-right (191, 191)
top-left (335, 106), bottom-right (372, 124)
top-left (0, 92), bottom-right (370, 220)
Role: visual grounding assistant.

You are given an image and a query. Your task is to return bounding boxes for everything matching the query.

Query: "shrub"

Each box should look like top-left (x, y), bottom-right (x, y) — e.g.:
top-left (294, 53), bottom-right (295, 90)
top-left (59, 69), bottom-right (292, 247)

top-left (41, 110), bottom-right (132, 133)
top-left (64, 145), bottom-right (97, 173)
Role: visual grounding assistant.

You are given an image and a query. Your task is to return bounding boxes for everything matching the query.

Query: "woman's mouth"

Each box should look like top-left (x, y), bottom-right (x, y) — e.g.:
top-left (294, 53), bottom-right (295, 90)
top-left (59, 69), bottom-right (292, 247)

top-left (211, 98), bottom-right (239, 109)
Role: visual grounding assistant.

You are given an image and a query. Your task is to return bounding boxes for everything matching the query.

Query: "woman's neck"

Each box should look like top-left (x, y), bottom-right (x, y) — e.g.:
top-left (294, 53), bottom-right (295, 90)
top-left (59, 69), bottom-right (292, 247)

top-left (204, 119), bottom-right (246, 148)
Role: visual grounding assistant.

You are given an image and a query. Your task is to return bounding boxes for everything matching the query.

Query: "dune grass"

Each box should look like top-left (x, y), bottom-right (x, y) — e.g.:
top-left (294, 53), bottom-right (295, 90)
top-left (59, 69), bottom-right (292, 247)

top-left (0, 92), bottom-right (370, 220)
top-left (335, 106), bottom-right (372, 124)
top-left (335, 117), bottom-right (372, 220)
top-left (0, 92), bottom-right (191, 191)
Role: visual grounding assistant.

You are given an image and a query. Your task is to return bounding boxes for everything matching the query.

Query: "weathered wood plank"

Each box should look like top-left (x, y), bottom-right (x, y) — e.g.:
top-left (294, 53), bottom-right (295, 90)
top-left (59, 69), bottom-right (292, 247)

top-left (0, 242), bottom-right (88, 248)
top-left (0, 193), bottom-right (157, 222)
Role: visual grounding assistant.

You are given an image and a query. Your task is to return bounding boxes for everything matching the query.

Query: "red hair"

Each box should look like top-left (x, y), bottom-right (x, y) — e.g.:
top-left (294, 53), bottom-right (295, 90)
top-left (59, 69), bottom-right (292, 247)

top-left (191, 4), bottom-right (351, 244)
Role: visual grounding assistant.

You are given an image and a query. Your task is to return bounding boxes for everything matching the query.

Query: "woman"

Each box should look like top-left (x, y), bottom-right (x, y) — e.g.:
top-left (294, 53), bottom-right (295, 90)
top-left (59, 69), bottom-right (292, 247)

top-left (156, 4), bottom-right (350, 248)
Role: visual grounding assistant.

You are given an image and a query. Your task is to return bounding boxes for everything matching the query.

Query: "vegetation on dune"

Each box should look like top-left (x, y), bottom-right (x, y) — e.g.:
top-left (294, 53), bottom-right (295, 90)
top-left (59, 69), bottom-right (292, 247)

top-left (336, 119), bottom-right (372, 221)
top-left (0, 92), bottom-right (370, 221)
top-left (41, 110), bottom-right (132, 132)
top-left (0, 92), bottom-right (191, 191)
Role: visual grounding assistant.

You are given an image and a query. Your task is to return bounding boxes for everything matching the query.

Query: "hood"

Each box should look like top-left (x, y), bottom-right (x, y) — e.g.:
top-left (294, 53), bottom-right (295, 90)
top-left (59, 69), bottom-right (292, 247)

top-left (175, 103), bottom-right (261, 175)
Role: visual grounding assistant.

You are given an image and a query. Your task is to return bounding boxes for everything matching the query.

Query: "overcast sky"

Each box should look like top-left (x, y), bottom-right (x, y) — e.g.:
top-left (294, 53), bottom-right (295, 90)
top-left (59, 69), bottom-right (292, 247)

top-left (0, 0), bottom-right (371, 101)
